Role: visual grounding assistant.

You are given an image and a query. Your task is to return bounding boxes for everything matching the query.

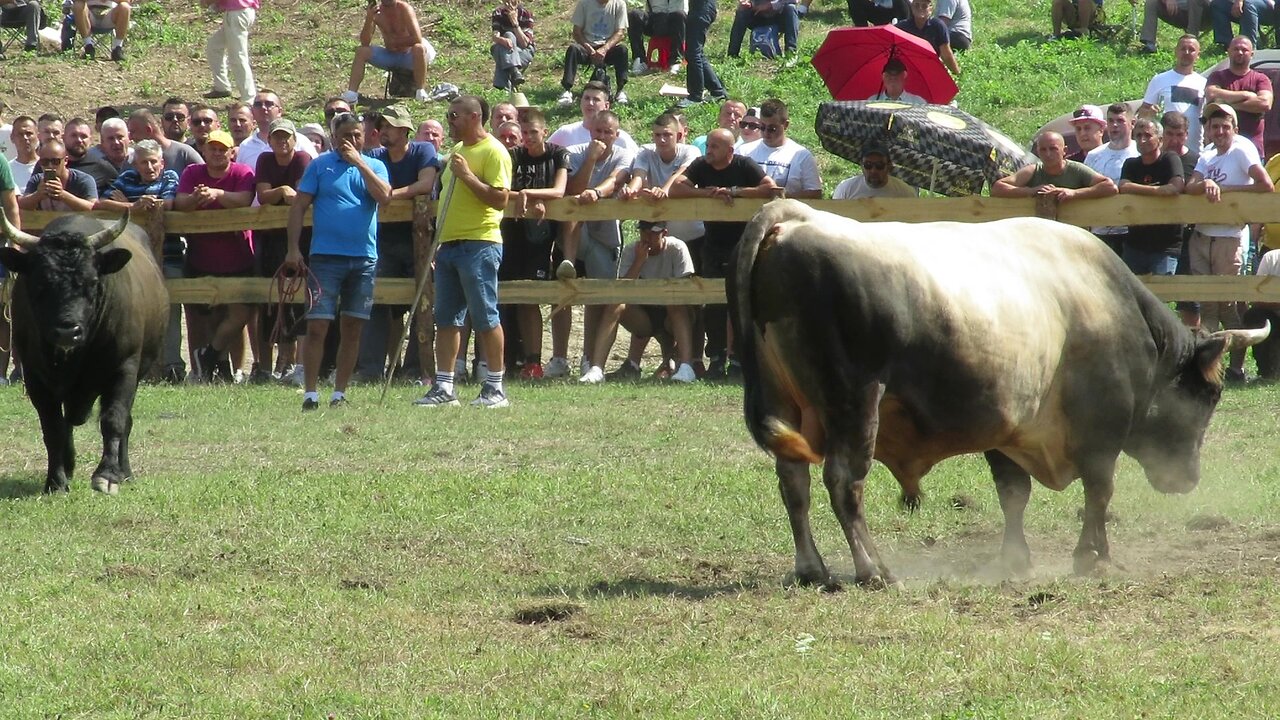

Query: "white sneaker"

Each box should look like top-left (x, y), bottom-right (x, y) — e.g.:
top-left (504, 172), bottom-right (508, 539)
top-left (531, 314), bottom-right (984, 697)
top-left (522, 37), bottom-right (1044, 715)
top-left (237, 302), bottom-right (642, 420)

top-left (671, 363), bottom-right (698, 383)
top-left (556, 259), bottom-right (577, 279)
top-left (668, 62), bottom-right (682, 74)
top-left (631, 57), bottom-right (648, 75)
top-left (557, 90), bottom-right (574, 106)
top-left (579, 365), bottom-right (605, 384)
top-left (340, 90), bottom-right (359, 104)
top-left (414, 88), bottom-right (429, 102)
top-left (615, 91), bottom-right (629, 105)
top-left (544, 356), bottom-right (571, 378)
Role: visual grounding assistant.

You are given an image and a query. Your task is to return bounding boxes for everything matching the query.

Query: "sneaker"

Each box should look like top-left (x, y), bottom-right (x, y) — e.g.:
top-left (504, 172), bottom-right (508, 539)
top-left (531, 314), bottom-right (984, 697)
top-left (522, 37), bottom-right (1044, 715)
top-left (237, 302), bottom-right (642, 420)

top-left (340, 89), bottom-right (360, 104)
top-left (520, 362), bottom-right (545, 380)
top-left (631, 57), bottom-right (648, 75)
top-left (606, 359), bottom-right (641, 381)
top-left (414, 88), bottom-right (429, 102)
top-left (203, 89), bottom-right (232, 99)
top-left (544, 356), bottom-right (571, 378)
top-left (783, 50), bottom-right (799, 68)
top-left (110, 44), bottom-right (124, 62)
top-left (580, 365), bottom-right (605, 384)
top-left (615, 91), bottom-right (629, 105)
top-left (672, 362), bottom-right (698, 383)
top-left (414, 384), bottom-right (460, 407)
top-left (676, 96), bottom-right (705, 108)
top-left (1225, 367), bottom-right (1248, 384)
top-left (23, 42), bottom-right (39, 53)
top-left (653, 362), bottom-right (675, 381)
top-left (302, 398), bottom-right (319, 412)
top-left (557, 90), bottom-right (574, 106)
top-left (669, 62), bottom-right (682, 75)
top-left (82, 41), bottom-right (94, 59)
top-left (249, 364), bottom-right (274, 385)
top-left (216, 360), bottom-right (236, 384)
top-left (705, 357), bottom-right (726, 380)
top-left (284, 364), bottom-right (305, 387)
top-left (510, 65), bottom-right (525, 86)
top-left (556, 259), bottom-right (577, 279)
top-left (471, 383), bottom-right (511, 408)
top-left (329, 396), bottom-right (349, 408)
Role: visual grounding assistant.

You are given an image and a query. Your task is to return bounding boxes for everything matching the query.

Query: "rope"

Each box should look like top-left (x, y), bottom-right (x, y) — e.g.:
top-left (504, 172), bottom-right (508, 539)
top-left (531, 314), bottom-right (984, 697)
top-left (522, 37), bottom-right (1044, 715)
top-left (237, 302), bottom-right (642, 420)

top-left (266, 259), bottom-right (318, 349)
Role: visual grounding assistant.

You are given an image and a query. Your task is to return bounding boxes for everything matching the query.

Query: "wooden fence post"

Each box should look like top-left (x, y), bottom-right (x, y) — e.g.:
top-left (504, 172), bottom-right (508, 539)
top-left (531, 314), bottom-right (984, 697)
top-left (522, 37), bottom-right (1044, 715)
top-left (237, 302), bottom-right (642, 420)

top-left (412, 196), bottom-right (436, 378)
top-left (138, 204), bottom-right (167, 264)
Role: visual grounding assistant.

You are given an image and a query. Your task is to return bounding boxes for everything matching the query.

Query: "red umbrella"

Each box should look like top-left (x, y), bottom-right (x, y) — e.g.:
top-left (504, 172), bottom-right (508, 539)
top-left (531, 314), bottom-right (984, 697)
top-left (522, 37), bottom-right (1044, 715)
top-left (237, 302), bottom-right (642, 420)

top-left (810, 26), bottom-right (958, 105)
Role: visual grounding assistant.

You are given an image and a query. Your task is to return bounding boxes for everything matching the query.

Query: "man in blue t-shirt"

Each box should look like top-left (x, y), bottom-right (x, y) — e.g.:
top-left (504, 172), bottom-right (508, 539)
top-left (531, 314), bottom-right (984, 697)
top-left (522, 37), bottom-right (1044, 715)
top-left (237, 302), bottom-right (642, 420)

top-left (283, 112), bottom-right (392, 411)
top-left (356, 103), bottom-right (441, 383)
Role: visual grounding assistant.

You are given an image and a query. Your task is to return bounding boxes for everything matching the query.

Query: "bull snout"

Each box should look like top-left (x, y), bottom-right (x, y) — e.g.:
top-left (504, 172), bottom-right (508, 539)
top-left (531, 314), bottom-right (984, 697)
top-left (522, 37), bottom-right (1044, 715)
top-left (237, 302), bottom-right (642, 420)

top-left (1143, 465), bottom-right (1200, 495)
top-left (53, 323), bottom-right (85, 350)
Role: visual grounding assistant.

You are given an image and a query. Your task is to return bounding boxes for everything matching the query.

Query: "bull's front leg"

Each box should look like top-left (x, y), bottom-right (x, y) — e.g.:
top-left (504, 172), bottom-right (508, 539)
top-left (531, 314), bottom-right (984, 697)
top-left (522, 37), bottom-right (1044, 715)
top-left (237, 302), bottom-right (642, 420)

top-left (27, 382), bottom-right (71, 493)
top-left (91, 370), bottom-right (138, 495)
top-left (824, 380), bottom-right (897, 588)
top-left (1073, 457), bottom-right (1117, 576)
top-left (985, 450), bottom-right (1033, 577)
top-left (776, 458), bottom-right (831, 587)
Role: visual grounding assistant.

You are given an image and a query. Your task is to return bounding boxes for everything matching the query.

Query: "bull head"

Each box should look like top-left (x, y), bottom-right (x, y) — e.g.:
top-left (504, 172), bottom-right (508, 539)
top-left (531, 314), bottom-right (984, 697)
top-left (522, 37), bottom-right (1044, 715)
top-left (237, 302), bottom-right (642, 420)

top-left (1, 210), bottom-right (130, 250)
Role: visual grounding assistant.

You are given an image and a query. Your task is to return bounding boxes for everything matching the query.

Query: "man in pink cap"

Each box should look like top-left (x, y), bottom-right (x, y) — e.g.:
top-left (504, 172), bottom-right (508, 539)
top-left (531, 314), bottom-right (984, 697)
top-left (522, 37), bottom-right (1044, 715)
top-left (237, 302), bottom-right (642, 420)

top-left (1066, 104), bottom-right (1106, 162)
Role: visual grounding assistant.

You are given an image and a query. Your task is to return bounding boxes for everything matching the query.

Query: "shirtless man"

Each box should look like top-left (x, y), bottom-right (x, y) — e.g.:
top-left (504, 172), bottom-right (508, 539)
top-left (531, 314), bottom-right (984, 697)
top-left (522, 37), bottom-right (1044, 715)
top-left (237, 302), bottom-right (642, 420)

top-left (341, 0), bottom-right (435, 104)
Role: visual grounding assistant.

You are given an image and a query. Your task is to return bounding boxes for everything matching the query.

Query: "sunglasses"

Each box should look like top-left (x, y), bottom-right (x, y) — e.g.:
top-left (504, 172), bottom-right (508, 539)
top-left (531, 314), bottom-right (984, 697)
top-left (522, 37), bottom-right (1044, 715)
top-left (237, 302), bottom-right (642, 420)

top-left (163, 112), bottom-right (187, 122)
top-left (191, 117), bottom-right (215, 126)
top-left (447, 111), bottom-right (463, 120)
top-left (862, 161), bottom-right (887, 170)
top-left (324, 107), bottom-right (351, 118)
top-left (738, 121), bottom-right (762, 130)
top-left (39, 157), bottom-right (66, 166)
top-left (763, 124), bottom-right (784, 133)
top-left (252, 100), bottom-right (278, 109)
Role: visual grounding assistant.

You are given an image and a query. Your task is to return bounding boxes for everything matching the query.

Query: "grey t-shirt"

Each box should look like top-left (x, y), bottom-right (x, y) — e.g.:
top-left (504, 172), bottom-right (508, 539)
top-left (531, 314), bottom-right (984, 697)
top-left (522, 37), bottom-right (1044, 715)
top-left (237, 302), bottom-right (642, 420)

top-left (632, 143), bottom-right (703, 241)
top-left (934, 0), bottom-right (971, 44)
top-left (619, 236), bottom-right (695, 280)
top-left (571, 0), bottom-right (628, 44)
top-left (568, 141), bottom-right (635, 250)
top-left (163, 140), bottom-right (204, 176)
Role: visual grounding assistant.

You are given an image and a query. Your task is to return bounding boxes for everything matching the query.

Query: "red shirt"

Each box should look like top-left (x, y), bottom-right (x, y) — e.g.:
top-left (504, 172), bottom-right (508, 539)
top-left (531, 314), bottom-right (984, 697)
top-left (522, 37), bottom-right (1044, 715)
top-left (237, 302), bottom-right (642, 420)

top-left (1206, 68), bottom-right (1272, 157)
top-left (178, 162), bottom-right (257, 275)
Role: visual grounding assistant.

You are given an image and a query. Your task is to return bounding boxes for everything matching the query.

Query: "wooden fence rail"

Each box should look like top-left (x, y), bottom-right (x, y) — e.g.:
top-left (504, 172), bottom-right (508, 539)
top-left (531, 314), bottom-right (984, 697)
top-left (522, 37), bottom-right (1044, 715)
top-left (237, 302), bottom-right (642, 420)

top-left (17, 195), bottom-right (1280, 304)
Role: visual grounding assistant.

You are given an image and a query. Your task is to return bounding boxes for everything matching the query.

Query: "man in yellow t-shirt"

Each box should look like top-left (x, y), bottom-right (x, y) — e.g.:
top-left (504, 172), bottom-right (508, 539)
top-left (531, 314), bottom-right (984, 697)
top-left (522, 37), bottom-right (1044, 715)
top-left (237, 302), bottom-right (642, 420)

top-left (416, 95), bottom-right (515, 409)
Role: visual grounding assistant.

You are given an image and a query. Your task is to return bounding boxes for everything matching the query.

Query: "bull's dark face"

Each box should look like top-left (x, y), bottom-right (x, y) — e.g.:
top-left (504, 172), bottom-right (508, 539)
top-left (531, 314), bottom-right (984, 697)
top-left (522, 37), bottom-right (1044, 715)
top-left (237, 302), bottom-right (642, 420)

top-left (1125, 337), bottom-right (1228, 494)
top-left (0, 234), bottom-right (132, 354)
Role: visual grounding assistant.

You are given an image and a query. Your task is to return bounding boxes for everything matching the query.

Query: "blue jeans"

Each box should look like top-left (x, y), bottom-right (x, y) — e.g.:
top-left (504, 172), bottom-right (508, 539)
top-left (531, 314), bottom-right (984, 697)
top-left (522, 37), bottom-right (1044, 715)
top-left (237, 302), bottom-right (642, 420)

top-left (727, 5), bottom-right (801, 56)
top-left (434, 241), bottom-right (503, 331)
top-left (369, 45), bottom-right (414, 70)
top-left (1211, 0), bottom-right (1274, 46)
top-left (308, 254), bottom-right (377, 321)
top-left (1122, 247), bottom-right (1178, 276)
top-left (685, 0), bottom-right (725, 99)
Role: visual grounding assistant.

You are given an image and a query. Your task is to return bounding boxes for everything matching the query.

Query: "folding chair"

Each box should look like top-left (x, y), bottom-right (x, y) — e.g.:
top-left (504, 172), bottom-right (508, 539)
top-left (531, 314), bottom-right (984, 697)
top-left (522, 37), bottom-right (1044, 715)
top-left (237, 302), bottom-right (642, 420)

top-left (384, 67), bottom-right (415, 98)
top-left (0, 1), bottom-right (45, 57)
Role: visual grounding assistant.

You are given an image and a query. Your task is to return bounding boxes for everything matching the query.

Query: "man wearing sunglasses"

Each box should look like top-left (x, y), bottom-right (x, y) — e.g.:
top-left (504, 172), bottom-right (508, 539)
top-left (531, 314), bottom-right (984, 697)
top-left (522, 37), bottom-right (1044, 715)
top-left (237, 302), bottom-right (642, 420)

top-left (738, 98), bottom-right (821, 199)
top-left (19, 140), bottom-right (98, 212)
top-left (236, 90), bottom-right (319, 172)
top-left (161, 98), bottom-right (191, 143)
top-left (832, 144), bottom-right (918, 199)
top-left (186, 104), bottom-right (221, 156)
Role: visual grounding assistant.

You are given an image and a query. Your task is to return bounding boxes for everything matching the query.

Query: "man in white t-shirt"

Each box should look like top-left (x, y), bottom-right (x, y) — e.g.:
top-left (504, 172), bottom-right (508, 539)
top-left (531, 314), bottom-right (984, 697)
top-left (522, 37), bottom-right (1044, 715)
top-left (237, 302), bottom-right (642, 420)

top-left (1243, 248), bottom-right (1280, 379)
top-left (620, 112), bottom-right (703, 249)
top-left (548, 80), bottom-right (640, 153)
top-left (737, 98), bottom-right (821, 198)
top-left (832, 144), bottom-right (918, 199)
top-left (6, 116), bottom-right (38, 192)
top-left (1185, 101), bottom-right (1274, 382)
top-left (1084, 102), bottom-right (1139, 253)
top-left (580, 220), bottom-right (698, 384)
top-left (1138, 34), bottom-right (1206, 148)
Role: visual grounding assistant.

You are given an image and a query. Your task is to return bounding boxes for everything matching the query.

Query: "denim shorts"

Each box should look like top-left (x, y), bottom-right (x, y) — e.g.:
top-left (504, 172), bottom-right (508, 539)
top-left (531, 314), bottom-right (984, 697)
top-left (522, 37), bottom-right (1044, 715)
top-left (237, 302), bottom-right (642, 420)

top-left (308, 254), bottom-right (377, 321)
top-left (434, 240), bottom-right (502, 331)
top-left (370, 45), bottom-right (414, 71)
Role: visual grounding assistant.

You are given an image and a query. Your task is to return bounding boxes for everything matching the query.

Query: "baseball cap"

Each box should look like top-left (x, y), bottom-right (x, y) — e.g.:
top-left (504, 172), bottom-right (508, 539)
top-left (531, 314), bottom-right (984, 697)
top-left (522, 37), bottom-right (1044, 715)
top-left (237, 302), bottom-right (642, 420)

top-left (379, 103), bottom-right (415, 130)
top-left (1201, 102), bottom-right (1238, 123)
top-left (206, 129), bottom-right (235, 148)
top-left (638, 220), bottom-right (667, 232)
top-left (1068, 104), bottom-right (1105, 127)
top-left (882, 57), bottom-right (907, 74)
top-left (268, 118), bottom-right (297, 137)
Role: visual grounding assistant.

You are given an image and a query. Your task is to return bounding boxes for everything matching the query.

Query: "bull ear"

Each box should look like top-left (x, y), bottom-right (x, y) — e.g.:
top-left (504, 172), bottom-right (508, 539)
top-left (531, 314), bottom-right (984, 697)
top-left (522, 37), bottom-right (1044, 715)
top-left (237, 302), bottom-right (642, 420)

top-left (0, 247), bottom-right (29, 274)
top-left (94, 248), bottom-right (133, 276)
top-left (1192, 334), bottom-right (1230, 386)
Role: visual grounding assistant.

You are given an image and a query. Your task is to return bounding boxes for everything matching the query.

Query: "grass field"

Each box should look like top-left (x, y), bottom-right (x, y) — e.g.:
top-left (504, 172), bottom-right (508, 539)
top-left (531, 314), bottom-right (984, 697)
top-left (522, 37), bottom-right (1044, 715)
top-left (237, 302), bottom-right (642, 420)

top-left (2, 379), bottom-right (1280, 716)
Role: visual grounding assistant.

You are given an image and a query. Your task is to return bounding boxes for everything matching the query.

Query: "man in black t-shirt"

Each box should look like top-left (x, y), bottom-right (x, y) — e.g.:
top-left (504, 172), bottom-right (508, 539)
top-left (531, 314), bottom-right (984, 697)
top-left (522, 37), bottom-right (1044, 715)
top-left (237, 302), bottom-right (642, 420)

top-left (1118, 117), bottom-right (1186, 276)
top-left (671, 128), bottom-right (774, 378)
top-left (502, 108), bottom-right (570, 379)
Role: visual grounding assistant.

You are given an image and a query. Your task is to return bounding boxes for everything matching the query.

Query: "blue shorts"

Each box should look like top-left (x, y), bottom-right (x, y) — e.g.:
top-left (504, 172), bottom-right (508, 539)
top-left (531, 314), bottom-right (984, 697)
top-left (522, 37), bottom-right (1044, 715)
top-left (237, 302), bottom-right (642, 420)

top-left (308, 254), bottom-right (377, 321)
top-left (370, 45), bottom-right (414, 71)
top-left (434, 240), bottom-right (502, 331)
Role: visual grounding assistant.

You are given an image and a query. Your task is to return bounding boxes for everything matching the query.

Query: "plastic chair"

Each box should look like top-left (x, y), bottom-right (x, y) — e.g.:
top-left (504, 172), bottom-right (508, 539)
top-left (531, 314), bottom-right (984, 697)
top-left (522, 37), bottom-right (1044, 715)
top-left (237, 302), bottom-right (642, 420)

top-left (646, 35), bottom-right (672, 70)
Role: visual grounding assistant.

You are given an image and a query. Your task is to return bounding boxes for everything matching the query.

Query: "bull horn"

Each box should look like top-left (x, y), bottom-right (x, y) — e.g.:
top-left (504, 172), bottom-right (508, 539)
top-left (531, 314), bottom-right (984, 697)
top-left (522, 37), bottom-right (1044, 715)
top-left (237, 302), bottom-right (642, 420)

top-left (85, 211), bottom-right (131, 249)
top-left (1224, 320), bottom-right (1272, 351)
top-left (0, 209), bottom-right (40, 248)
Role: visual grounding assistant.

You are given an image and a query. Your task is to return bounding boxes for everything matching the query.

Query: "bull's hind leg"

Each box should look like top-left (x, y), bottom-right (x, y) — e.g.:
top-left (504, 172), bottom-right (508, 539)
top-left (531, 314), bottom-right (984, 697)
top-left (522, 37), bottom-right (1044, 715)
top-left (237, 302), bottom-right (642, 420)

top-left (1073, 456), bottom-right (1117, 575)
top-left (777, 458), bottom-right (832, 587)
top-left (824, 381), bottom-right (896, 587)
top-left (985, 450), bottom-right (1032, 577)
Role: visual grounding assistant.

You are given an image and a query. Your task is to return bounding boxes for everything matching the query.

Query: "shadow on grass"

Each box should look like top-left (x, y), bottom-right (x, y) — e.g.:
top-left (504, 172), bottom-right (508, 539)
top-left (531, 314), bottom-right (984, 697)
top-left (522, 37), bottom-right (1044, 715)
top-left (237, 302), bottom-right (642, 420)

top-left (535, 574), bottom-right (763, 601)
top-left (993, 30), bottom-right (1052, 46)
top-left (0, 473), bottom-right (47, 500)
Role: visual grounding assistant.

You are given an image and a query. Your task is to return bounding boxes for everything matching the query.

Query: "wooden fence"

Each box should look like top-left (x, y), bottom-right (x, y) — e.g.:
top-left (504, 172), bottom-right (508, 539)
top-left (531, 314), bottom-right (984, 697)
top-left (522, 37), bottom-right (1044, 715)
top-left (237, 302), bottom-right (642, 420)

top-left (19, 194), bottom-right (1280, 304)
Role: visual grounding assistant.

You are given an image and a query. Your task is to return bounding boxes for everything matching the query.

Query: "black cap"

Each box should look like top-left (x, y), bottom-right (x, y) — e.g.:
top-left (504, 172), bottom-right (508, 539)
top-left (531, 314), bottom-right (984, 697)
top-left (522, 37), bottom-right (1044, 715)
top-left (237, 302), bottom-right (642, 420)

top-left (883, 57), bottom-right (907, 74)
top-left (638, 220), bottom-right (667, 232)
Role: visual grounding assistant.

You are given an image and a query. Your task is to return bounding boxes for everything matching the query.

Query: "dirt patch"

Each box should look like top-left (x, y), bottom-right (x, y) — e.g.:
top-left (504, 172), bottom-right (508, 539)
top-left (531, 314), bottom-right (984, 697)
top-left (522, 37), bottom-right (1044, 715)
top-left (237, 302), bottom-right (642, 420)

top-left (97, 563), bottom-right (159, 583)
top-left (340, 576), bottom-right (387, 592)
top-left (512, 602), bottom-right (580, 625)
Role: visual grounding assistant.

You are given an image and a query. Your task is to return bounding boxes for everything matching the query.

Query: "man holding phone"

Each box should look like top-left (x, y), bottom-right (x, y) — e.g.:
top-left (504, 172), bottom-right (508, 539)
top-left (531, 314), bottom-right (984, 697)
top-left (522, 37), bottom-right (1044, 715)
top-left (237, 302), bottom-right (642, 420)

top-left (18, 141), bottom-right (97, 212)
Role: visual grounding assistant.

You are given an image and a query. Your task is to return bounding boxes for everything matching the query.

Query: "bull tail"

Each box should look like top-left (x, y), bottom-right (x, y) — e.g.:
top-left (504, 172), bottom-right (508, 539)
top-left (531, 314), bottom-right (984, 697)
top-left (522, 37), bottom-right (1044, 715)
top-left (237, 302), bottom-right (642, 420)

top-left (729, 200), bottom-right (822, 461)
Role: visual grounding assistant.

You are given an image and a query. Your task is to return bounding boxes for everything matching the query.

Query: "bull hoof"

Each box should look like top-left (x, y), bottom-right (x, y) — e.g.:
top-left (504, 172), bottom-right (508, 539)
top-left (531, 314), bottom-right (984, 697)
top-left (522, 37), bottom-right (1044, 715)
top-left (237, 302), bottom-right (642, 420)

top-left (788, 569), bottom-right (837, 590)
top-left (44, 480), bottom-right (70, 494)
top-left (899, 491), bottom-right (922, 513)
top-left (1072, 549), bottom-right (1099, 576)
top-left (90, 476), bottom-right (119, 495)
top-left (855, 573), bottom-right (900, 591)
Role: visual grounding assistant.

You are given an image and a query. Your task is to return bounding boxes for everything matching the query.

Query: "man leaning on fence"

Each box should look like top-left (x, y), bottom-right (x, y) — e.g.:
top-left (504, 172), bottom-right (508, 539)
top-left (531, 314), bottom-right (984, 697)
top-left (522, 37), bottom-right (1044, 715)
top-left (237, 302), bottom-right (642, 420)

top-left (283, 112), bottom-right (392, 411)
top-left (1117, 117), bottom-right (1186, 276)
top-left (991, 131), bottom-right (1116, 202)
top-left (416, 96), bottom-right (514, 409)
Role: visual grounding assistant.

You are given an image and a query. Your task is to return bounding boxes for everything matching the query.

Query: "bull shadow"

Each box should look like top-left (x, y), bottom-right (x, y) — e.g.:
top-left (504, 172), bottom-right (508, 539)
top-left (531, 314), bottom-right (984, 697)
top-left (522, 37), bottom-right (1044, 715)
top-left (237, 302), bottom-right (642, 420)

top-left (532, 574), bottom-right (763, 602)
top-left (0, 473), bottom-right (49, 500)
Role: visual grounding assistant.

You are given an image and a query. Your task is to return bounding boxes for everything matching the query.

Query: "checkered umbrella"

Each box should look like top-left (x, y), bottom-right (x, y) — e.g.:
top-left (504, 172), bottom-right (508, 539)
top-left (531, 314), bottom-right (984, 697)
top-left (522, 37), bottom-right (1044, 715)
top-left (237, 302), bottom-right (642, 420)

top-left (816, 101), bottom-right (1033, 197)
